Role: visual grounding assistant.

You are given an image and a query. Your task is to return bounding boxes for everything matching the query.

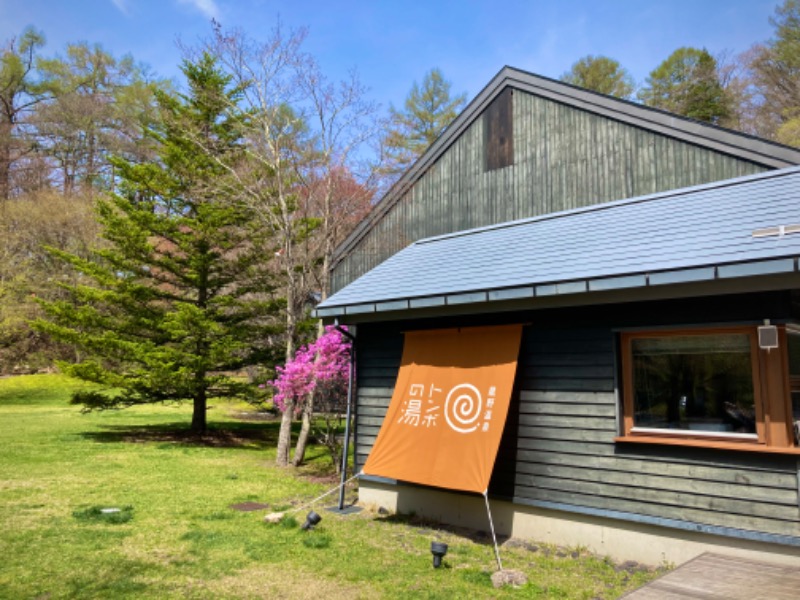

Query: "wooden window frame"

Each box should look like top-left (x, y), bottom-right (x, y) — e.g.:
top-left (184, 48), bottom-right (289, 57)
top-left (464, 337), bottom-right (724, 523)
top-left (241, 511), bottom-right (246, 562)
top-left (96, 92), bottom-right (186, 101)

top-left (617, 325), bottom-right (799, 453)
top-left (786, 326), bottom-right (800, 442)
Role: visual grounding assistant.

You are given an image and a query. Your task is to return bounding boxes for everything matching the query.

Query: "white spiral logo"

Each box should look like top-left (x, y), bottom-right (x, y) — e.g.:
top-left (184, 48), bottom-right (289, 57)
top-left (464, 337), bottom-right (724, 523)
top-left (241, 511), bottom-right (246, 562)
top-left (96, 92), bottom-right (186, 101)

top-left (444, 383), bottom-right (483, 433)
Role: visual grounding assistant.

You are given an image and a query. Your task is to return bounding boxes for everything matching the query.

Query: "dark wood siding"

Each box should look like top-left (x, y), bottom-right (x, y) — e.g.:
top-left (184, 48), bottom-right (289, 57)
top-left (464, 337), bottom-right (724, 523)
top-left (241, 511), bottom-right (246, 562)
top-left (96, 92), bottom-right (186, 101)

top-left (332, 89), bottom-right (768, 292)
top-left (354, 291), bottom-right (800, 541)
top-left (354, 327), bottom-right (403, 469)
top-left (512, 326), bottom-right (799, 539)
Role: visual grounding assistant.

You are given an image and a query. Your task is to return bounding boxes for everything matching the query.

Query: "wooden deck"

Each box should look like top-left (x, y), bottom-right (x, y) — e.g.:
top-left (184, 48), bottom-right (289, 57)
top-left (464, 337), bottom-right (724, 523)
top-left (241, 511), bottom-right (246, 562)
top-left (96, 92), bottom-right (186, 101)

top-left (622, 552), bottom-right (800, 599)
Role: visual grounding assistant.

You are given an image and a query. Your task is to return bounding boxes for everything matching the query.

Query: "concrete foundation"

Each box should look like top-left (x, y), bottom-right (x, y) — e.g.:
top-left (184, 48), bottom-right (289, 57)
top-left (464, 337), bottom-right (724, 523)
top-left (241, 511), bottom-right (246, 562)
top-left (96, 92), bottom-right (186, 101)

top-left (359, 480), bottom-right (800, 568)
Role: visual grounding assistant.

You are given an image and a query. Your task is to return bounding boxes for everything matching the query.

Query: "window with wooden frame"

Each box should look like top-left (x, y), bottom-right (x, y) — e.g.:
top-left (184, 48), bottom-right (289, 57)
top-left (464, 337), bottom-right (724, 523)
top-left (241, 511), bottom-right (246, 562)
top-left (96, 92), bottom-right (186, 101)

top-left (787, 326), bottom-right (800, 445)
top-left (618, 325), bottom-right (798, 452)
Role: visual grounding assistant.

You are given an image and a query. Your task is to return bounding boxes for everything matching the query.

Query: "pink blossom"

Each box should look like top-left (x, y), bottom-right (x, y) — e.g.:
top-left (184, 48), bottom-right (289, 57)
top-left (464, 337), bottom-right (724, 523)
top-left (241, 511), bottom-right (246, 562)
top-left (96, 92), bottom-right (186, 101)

top-left (268, 326), bottom-right (351, 412)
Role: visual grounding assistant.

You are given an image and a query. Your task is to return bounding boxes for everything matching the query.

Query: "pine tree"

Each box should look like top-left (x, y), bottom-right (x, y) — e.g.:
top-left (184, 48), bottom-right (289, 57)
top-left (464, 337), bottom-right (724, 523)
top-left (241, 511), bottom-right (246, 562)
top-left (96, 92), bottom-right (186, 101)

top-left (32, 53), bottom-right (280, 433)
top-left (639, 47), bottom-right (731, 124)
top-left (382, 68), bottom-right (466, 178)
top-left (560, 55), bottom-right (635, 99)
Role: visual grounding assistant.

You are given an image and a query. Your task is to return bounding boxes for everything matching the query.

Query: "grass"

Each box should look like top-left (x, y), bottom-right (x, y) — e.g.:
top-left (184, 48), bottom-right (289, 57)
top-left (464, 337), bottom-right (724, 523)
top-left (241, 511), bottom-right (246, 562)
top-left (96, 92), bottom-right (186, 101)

top-left (72, 504), bottom-right (135, 524)
top-left (0, 374), bottom-right (667, 599)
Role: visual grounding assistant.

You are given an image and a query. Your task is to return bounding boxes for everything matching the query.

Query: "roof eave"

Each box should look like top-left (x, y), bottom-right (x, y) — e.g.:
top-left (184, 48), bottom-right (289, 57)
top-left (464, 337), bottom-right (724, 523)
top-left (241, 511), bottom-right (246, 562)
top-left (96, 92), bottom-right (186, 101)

top-left (315, 258), bottom-right (800, 321)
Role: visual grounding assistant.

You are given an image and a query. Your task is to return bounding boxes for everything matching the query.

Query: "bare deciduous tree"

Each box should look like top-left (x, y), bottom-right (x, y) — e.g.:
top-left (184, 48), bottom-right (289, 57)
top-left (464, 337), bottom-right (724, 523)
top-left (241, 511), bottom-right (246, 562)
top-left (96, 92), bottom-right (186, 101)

top-left (289, 61), bottom-right (380, 464)
top-left (204, 23), bottom-right (379, 466)
top-left (0, 28), bottom-right (46, 200)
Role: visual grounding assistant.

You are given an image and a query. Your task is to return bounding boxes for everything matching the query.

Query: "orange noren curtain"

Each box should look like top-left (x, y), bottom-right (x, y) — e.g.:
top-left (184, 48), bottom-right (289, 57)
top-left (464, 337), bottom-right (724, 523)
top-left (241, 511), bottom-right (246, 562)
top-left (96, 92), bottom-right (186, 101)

top-left (362, 324), bottom-right (523, 494)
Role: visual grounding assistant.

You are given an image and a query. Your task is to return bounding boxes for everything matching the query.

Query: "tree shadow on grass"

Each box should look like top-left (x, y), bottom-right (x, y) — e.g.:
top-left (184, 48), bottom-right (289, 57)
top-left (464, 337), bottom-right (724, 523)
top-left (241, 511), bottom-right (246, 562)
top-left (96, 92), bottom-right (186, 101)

top-left (79, 420), bottom-right (284, 450)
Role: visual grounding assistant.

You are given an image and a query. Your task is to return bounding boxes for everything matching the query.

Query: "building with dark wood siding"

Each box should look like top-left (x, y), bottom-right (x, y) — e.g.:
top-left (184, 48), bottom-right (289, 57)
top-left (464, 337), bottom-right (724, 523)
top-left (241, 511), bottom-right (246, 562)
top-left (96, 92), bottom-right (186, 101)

top-left (318, 67), bottom-right (800, 566)
top-left (331, 67), bottom-right (800, 293)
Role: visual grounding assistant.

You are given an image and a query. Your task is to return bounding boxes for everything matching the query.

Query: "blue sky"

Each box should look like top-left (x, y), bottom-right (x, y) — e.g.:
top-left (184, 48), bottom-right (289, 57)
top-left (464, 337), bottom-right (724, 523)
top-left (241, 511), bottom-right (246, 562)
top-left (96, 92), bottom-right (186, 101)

top-left (0, 0), bottom-right (783, 111)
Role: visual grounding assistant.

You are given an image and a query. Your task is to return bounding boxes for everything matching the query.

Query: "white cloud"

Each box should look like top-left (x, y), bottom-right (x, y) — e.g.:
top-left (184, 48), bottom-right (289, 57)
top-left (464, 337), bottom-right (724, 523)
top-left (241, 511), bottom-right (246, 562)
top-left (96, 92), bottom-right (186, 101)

top-left (176, 0), bottom-right (221, 21)
top-left (111, 0), bottom-right (130, 16)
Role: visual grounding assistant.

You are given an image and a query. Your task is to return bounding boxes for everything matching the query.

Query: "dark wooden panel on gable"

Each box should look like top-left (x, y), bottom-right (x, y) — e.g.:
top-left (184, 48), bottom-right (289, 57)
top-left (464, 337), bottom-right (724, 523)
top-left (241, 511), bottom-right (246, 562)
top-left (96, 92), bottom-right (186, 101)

top-left (484, 88), bottom-right (514, 171)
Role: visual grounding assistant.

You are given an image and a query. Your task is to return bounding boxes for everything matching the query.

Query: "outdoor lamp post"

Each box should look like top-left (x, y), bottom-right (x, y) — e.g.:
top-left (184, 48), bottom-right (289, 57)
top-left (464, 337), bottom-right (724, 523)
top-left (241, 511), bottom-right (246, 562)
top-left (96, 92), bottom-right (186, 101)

top-left (430, 541), bottom-right (448, 568)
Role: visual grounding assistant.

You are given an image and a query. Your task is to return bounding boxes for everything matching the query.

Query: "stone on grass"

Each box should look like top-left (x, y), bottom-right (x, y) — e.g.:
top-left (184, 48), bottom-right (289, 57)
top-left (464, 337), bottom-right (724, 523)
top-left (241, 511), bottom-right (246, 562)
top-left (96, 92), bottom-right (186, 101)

top-left (264, 512), bottom-right (286, 524)
top-left (491, 569), bottom-right (528, 588)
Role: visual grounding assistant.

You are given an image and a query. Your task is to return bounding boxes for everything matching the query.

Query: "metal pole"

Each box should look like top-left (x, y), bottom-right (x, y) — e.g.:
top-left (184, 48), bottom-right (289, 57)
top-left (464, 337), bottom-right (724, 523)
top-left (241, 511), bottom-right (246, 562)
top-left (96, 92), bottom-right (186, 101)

top-left (484, 490), bottom-right (504, 572)
top-left (336, 324), bottom-right (356, 510)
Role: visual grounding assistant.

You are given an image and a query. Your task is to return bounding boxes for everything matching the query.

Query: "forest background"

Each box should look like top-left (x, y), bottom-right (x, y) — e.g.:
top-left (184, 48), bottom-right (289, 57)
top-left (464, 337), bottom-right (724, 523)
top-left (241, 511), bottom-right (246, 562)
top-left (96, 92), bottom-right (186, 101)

top-left (1, 1), bottom-right (799, 464)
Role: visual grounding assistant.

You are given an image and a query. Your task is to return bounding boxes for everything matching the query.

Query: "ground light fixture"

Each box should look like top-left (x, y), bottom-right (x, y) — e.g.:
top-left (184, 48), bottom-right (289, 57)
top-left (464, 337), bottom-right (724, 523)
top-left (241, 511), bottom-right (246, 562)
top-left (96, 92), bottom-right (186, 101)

top-left (430, 541), bottom-right (448, 568)
top-left (301, 510), bottom-right (322, 530)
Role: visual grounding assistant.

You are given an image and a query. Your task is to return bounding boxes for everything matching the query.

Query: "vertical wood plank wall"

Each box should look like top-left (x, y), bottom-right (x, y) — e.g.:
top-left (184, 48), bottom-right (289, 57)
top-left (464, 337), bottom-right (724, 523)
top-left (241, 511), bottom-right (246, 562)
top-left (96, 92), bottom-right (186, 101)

top-left (512, 326), bottom-right (799, 539)
top-left (353, 294), bottom-right (800, 542)
top-left (332, 90), bottom-right (768, 292)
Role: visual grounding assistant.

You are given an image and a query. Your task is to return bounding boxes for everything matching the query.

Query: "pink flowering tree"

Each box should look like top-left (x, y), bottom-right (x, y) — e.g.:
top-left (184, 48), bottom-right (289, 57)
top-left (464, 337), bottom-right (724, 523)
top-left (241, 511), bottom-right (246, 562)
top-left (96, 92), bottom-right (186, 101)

top-left (269, 325), bottom-right (351, 469)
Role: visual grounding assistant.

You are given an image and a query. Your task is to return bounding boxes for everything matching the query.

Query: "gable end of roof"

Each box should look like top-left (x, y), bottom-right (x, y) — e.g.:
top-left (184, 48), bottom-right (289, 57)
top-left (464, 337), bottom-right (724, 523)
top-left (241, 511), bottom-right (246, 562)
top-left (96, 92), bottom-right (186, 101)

top-left (333, 66), bottom-right (800, 271)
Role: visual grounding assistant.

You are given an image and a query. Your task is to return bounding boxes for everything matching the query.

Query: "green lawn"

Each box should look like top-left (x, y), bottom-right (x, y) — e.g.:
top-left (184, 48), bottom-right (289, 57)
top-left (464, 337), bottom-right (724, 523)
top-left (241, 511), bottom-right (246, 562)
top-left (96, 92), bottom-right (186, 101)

top-left (0, 374), bottom-right (665, 599)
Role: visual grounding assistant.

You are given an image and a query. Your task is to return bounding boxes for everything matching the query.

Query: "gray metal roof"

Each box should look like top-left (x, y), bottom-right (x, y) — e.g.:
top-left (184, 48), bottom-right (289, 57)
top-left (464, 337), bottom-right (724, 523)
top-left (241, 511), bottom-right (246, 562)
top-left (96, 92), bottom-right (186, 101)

top-left (317, 166), bottom-right (800, 318)
top-left (332, 66), bottom-right (800, 269)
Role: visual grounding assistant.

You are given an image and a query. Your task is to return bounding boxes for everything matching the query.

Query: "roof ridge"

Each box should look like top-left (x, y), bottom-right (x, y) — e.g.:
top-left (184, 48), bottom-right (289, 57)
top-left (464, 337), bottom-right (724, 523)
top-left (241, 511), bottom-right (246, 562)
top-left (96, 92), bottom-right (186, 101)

top-left (502, 66), bottom-right (800, 154)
